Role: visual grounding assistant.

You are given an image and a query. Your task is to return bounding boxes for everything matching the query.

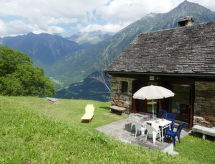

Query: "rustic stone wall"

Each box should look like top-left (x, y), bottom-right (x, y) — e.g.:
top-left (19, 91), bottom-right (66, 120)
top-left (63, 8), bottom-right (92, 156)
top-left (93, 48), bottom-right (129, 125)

top-left (110, 77), bottom-right (135, 113)
top-left (194, 81), bottom-right (215, 127)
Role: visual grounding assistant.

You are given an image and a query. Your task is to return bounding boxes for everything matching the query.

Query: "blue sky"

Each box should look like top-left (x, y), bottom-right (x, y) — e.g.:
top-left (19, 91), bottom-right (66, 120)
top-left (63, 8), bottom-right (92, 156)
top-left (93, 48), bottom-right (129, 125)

top-left (0, 0), bottom-right (215, 37)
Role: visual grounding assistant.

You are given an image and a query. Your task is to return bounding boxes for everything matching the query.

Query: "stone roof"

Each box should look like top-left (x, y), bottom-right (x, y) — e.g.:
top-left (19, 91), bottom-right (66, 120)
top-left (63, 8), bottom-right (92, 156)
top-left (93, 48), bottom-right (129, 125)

top-left (107, 21), bottom-right (215, 75)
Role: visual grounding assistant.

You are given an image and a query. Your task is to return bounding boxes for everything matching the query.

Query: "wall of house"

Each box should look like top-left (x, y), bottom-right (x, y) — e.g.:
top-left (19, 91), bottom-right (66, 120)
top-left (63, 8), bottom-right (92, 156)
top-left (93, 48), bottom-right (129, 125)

top-left (110, 77), bottom-right (134, 113)
top-left (194, 81), bottom-right (215, 127)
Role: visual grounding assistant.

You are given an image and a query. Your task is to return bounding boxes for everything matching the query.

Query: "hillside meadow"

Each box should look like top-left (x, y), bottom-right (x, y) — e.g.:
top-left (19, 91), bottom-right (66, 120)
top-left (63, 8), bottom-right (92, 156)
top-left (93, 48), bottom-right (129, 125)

top-left (0, 96), bottom-right (214, 163)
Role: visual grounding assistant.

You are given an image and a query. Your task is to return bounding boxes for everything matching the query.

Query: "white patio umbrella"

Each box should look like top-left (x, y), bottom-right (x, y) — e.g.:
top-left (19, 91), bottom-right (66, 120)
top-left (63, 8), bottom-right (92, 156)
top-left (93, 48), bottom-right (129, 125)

top-left (133, 85), bottom-right (175, 119)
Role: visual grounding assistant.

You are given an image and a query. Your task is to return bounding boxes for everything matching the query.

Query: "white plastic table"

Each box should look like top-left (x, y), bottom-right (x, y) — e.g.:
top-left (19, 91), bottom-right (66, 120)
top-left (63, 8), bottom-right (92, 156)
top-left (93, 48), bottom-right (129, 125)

top-left (146, 119), bottom-right (172, 143)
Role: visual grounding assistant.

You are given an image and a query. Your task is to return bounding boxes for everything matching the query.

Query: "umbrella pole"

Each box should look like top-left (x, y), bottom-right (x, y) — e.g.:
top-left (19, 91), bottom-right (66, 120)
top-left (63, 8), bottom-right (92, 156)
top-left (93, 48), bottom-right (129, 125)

top-left (152, 100), bottom-right (154, 119)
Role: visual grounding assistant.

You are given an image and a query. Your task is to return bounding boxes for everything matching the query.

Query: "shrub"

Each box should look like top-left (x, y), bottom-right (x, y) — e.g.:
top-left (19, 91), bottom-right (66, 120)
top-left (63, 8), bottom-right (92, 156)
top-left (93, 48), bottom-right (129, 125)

top-left (0, 46), bottom-right (55, 96)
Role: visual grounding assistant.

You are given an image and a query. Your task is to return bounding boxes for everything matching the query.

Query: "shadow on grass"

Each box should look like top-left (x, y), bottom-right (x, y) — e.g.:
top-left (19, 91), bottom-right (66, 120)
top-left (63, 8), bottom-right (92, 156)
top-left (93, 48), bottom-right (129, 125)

top-left (100, 106), bottom-right (124, 116)
top-left (99, 106), bottom-right (110, 110)
top-left (111, 110), bottom-right (123, 115)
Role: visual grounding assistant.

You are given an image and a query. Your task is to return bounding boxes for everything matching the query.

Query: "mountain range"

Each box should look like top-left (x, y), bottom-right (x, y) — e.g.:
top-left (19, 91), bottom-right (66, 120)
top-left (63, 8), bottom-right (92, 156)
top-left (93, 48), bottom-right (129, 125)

top-left (0, 33), bottom-right (80, 68)
top-left (1, 1), bottom-right (215, 101)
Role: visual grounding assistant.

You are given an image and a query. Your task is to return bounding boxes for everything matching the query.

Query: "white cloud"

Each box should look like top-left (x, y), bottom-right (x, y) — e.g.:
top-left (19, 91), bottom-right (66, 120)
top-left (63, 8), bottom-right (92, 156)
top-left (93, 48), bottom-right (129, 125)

top-left (0, 20), bottom-right (6, 36)
top-left (0, 0), bottom-right (215, 37)
top-left (98, 0), bottom-right (183, 24)
top-left (0, 0), bottom-right (107, 24)
top-left (0, 20), bottom-right (32, 37)
top-left (80, 23), bottom-right (126, 33)
top-left (32, 26), bottom-right (65, 34)
top-left (0, 20), bottom-right (65, 37)
top-left (0, 0), bottom-right (109, 36)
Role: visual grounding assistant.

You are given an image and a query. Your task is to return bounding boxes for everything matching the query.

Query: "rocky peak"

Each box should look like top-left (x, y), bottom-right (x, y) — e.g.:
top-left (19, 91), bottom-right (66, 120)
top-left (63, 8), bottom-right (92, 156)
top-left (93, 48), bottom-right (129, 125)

top-left (170, 0), bottom-right (213, 16)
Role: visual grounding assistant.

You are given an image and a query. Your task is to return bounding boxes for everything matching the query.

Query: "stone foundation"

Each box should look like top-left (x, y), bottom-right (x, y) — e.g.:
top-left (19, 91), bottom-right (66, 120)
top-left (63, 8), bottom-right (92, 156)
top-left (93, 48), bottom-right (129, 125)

top-left (110, 77), bottom-right (135, 113)
top-left (194, 81), bottom-right (215, 128)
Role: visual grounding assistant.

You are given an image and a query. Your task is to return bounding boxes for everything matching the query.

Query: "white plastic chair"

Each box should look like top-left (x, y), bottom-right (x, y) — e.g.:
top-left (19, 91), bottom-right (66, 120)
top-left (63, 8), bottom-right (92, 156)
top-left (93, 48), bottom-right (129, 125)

top-left (135, 121), bottom-right (147, 138)
top-left (146, 124), bottom-right (161, 145)
top-left (128, 113), bottom-right (136, 131)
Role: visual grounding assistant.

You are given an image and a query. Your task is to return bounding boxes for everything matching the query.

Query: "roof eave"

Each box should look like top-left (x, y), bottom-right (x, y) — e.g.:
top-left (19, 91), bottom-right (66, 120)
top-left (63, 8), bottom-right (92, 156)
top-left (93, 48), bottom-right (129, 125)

top-left (106, 71), bottom-right (215, 77)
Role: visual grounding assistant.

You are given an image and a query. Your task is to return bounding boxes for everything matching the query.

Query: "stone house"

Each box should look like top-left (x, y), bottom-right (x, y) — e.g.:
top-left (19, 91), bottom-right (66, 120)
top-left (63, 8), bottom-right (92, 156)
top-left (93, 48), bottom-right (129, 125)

top-left (106, 17), bottom-right (215, 128)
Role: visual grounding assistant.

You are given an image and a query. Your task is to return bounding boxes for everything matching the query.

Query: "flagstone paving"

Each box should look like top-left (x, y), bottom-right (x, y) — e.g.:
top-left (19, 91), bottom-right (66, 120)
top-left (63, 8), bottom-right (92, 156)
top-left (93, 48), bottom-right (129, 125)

top-left (96, 119), bottom-right (189, 154)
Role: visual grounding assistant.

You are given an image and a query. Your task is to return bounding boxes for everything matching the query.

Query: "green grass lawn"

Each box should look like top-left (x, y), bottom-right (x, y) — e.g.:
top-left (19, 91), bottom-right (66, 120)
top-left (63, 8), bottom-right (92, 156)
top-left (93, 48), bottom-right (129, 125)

top-left (175, 135), bottom-right (215, 164)
top-left (0, 96), bottom-right (214, 163)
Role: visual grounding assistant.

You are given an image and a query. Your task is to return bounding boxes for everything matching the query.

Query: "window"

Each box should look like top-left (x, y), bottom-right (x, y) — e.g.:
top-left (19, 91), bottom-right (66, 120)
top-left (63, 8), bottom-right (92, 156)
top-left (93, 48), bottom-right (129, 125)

top-left (121, 81), bottom-right (128, 93)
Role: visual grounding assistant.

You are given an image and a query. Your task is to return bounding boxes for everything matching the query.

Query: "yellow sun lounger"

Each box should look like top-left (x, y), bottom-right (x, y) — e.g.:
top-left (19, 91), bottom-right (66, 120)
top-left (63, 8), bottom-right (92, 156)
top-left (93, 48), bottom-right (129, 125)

top-left (81, 104), bottom-right (95, 122)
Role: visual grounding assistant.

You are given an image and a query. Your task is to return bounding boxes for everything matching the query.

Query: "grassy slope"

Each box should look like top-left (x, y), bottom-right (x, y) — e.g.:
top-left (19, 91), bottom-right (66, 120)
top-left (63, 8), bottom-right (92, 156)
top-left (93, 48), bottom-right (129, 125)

top-left (175, 136), bottom-right (215, 164)
top-left (0, 96), bottom-right (213, 163)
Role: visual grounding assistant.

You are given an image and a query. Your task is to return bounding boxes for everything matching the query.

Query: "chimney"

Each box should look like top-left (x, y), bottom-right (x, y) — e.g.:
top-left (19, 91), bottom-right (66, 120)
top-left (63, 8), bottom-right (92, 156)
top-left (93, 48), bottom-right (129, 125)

top-left (178, 16), bottom-right (194, 27)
